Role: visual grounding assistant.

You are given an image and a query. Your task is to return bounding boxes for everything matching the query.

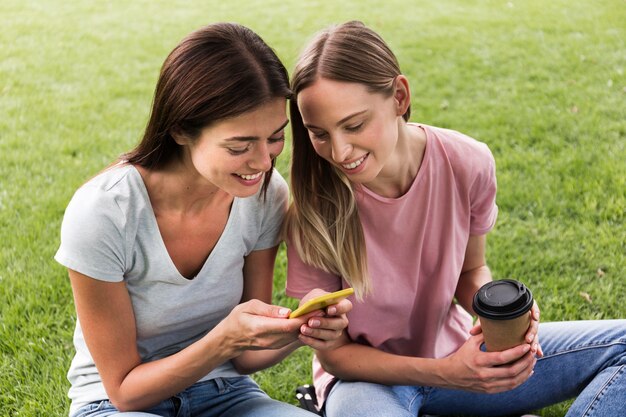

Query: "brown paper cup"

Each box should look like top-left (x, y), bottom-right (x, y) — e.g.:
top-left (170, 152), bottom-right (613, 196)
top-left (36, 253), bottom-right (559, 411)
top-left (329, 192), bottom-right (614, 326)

top-left (472, 279), bottom-right (534, 352)
top-left (480, 310), bottom-right (531, 352)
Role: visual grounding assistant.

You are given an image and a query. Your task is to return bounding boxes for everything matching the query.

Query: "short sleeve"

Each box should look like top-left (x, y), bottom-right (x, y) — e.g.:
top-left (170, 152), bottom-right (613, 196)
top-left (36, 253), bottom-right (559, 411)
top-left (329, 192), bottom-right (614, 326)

top-left (54, 184), bottom-right (127, 282)
top-left (469, 146), bottom-right (498, 235)
top-left (285, 241), bottom-right (343, 299)
top-left (254, 171), bottom-right (289, 251)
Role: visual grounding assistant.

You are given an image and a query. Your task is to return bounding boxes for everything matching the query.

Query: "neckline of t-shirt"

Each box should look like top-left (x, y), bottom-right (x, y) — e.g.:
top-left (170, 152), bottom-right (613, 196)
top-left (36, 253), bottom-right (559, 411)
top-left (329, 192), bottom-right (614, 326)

top-left (357, 123), bottom-right (431, 204)
top-left (126, 164), bottom-right (239, 282)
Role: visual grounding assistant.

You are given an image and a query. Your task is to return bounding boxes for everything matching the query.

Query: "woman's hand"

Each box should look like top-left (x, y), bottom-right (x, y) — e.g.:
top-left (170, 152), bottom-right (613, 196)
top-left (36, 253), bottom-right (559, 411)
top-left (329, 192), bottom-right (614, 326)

top-left (526, 301), bottom-right (543, 357)
top-left (469, 299), bottom-right (543, 359)
top-left (219, 299), bottom-right (306, 354)
top-left (296, 288), bottom-right (352, 350)
top-left (441, 332), bottom-right (536, 394)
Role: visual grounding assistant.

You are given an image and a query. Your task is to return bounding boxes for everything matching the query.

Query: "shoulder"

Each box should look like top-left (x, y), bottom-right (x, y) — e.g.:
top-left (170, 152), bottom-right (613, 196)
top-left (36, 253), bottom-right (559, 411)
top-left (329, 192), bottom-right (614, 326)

top-left (75, 164), bottom-right (138, 202)
top-left (420, 124), bottom-right (495, 182)
top-left (64, 165), bottom-right (144, 229)
top-left (56, 165), bottom-right (144, 280)
top-left (422, 124), bottom-right (493, 163)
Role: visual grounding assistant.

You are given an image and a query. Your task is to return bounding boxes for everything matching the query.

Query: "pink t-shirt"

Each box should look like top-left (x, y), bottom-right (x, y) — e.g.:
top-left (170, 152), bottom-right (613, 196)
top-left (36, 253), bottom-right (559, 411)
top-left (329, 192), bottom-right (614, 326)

top-left (286, 124), bottom-right (498, 405)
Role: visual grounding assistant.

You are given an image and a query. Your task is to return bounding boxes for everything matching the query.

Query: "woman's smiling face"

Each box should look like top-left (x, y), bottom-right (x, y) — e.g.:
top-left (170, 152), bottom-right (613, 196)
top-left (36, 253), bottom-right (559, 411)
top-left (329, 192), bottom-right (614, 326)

top-left (182, 98), bottom-right (288, 197)
top-left (296, 78), bottom-right (402, 184)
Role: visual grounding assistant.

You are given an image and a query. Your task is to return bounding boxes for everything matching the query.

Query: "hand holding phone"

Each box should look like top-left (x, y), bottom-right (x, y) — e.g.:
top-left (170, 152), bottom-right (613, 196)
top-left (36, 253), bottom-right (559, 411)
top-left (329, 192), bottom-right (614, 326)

top-left (289, 288), bottom-right (354, 319)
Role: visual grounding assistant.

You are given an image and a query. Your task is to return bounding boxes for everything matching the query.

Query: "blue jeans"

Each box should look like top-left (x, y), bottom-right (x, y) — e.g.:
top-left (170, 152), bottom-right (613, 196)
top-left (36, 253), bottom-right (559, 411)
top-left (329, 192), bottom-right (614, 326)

top-left (324, 320), bottom-right (626, 417)
top-left (71, 376), bottom-right (316, 417)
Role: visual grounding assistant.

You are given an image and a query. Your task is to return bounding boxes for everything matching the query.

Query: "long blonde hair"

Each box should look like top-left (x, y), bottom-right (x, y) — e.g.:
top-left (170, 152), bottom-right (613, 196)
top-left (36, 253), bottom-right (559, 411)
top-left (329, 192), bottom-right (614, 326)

top-left (284, 21), bottom-right (410, 298)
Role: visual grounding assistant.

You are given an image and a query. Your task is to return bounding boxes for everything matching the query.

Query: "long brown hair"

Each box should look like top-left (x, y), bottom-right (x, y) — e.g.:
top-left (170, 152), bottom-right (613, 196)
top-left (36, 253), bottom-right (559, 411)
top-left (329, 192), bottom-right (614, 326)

top-left (123, 23), bottom-right (291, 195)
top-left (285, 21), bottom-right (409, 297)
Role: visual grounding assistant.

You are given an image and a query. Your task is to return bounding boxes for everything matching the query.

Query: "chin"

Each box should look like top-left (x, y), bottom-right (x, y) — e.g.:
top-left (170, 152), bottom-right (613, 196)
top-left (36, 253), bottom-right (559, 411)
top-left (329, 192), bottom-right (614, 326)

top-left (232, 184), bottom-right (263, 198)
top-left (346, 168), bottom-right (379, 184)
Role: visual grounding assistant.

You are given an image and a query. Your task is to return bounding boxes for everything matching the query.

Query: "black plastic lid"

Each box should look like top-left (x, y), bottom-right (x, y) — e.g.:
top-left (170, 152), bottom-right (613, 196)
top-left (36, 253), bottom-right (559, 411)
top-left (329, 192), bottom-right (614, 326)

top-left (472, 279), bottom-right (533, 320)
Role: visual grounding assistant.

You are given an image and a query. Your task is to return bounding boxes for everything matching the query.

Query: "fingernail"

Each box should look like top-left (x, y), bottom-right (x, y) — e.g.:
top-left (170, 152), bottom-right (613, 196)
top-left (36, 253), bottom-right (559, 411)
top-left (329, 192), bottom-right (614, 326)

top-left (309, 319), bottom-right (321, 327)
top-left (327, 307), bottom-right (337, 315)
top-left (279, 308), bottom-right (290, 317)
top-left (301, 325), bottom-right (311, 335)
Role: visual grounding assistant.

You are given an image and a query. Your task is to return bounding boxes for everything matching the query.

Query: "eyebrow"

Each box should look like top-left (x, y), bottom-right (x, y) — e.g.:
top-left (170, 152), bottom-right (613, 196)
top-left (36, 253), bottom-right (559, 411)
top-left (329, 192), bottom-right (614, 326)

top-left (224, 119), bottom-right (289, 142)
top-left (304, 110), bottom-right (368, 130)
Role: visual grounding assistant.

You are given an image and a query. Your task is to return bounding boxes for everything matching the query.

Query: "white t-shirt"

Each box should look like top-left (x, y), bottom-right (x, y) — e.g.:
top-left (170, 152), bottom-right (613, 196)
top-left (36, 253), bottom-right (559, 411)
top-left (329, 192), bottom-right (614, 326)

top-left (55, 164), bottom-right (288, 415)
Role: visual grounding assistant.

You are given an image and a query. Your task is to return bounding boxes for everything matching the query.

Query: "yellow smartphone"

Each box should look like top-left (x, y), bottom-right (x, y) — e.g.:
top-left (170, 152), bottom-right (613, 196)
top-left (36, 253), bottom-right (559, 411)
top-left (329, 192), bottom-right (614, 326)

top-left (289, 288), bottom-right (354, 319)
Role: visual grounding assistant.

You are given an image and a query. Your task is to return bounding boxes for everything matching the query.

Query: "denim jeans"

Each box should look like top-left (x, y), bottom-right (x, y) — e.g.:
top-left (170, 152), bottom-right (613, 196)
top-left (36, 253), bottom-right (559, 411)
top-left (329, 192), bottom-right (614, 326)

top-left (71, 376), bottom-right (316, 417)
top-left (324, 320), bottom-right (626, 417)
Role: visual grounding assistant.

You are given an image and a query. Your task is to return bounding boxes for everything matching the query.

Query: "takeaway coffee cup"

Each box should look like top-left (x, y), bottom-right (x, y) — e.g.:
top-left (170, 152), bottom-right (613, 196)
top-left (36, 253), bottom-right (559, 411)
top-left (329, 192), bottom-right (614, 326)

top-left (472, 279), bottom-right (534, 352)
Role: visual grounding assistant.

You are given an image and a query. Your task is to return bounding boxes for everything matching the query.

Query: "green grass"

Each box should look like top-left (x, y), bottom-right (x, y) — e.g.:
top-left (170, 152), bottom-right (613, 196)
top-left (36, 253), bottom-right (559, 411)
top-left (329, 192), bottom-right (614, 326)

top-left (1, 0), bottom-right (624, 415)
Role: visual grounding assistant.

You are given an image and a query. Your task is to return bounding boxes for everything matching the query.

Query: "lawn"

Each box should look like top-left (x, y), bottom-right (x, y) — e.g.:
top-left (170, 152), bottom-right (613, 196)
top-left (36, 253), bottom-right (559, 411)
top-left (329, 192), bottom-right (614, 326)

top-left (0, 0), bottom-right (624, 416)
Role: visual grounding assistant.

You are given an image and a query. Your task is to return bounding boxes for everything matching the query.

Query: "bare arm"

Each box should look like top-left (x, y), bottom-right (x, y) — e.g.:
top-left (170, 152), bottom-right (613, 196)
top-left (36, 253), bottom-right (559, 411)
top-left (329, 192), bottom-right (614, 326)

top-left (70, 261), bottom-right (306, 411)
top-left (454, 234), bottom-right (493, 315)
top-left (315, 234), bottom-right (536, 393)
top-left (70, 270), bottom-right (237, 411)
top-left (456, 235), bottom-right (542, 355)
top-left (316, 332), bottom-right (534, 393)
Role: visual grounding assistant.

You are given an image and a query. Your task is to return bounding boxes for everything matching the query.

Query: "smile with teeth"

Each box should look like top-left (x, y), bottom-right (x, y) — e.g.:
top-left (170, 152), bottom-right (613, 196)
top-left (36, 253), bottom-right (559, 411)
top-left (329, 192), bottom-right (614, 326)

top-left (236, 172), bottom-right (263, 181)
top-left (342, 153), bottom-right (368, 170)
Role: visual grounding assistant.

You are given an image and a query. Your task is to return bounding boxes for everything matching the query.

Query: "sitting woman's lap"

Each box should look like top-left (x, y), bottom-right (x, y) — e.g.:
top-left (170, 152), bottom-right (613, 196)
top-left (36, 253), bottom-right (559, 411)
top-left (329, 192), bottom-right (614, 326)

top-left (324, 320), bottom-right (626, 417)
top-left (72, 376), bottom-right (317, 417)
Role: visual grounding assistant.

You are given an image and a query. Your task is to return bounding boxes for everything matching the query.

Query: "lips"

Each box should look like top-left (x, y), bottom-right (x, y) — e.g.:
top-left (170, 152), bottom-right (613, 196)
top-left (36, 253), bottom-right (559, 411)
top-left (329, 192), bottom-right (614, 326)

top-left (341, 153), bottom-right (368, 170)
top-left (235, 172), bottom-right (263, 181)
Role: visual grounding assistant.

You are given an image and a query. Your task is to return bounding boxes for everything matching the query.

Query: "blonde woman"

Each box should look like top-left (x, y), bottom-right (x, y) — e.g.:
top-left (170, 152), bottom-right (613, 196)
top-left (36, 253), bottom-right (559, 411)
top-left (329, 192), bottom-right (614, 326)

top-left (284, 21), bottom-right (626, 417)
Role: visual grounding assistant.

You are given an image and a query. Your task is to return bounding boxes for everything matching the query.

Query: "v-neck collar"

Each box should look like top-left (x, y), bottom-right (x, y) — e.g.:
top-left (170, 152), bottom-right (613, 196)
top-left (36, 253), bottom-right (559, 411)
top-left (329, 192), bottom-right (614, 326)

top-left (128, 165), bottom-right (238, 281)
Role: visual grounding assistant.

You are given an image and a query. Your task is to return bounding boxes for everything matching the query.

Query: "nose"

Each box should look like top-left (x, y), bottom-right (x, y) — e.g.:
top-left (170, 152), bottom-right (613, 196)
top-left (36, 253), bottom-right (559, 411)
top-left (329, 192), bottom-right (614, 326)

top-left (249, 141), bottom-right (273, 172)
top-left (331, 136), bottom-right (353, 163)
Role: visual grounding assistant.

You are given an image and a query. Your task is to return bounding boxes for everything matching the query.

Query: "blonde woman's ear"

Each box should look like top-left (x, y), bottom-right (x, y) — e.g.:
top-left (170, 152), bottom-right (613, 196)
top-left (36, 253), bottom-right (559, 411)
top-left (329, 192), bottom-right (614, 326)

top-left (393, 75), bottom-right (411, 116)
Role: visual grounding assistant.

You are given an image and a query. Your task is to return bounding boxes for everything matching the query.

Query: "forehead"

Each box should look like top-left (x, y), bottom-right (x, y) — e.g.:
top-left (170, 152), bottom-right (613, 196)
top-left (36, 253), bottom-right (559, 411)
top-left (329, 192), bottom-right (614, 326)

top-left (296, 79), bottom-right (384, 123)
top-left (204, 98), bottom-right (287, 138)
